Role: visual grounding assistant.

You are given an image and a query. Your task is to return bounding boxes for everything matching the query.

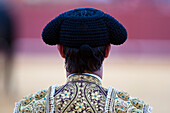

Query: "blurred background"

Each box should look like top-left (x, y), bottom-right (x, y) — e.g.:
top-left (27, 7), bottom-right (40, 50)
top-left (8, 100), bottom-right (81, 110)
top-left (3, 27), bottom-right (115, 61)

top-left (0, 0), bottom-right (170, 112)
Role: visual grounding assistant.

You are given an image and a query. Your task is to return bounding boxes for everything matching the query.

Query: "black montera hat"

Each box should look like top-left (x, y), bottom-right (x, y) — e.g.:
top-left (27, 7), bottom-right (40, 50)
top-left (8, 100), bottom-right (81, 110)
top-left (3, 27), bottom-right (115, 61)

top-left (42, 7), bottom-right (127, 48)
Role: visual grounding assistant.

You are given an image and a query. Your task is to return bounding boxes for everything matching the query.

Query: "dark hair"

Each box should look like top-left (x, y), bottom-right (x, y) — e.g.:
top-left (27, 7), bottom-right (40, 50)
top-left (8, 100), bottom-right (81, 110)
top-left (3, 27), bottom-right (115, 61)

top-left (63, 45), bottom-right (107, 73)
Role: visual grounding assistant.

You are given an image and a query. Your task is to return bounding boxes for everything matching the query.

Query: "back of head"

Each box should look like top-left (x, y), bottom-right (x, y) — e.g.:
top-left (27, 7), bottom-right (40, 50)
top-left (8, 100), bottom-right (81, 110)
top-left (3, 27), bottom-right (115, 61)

top-left (42, 7), bottom-right (127, 73)
top-left (63, 45), bottom-right (106, 73)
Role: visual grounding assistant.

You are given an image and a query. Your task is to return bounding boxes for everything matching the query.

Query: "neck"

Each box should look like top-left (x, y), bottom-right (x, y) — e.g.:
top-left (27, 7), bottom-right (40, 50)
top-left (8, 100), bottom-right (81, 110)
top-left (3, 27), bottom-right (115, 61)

top-left (66, 65), bottom-right (103, 79)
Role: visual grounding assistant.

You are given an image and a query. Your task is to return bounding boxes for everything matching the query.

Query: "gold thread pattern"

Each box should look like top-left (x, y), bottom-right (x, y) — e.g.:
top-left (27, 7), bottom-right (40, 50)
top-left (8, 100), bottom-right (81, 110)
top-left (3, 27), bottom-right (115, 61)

top-left (13, 74), bottom-right (152, 113)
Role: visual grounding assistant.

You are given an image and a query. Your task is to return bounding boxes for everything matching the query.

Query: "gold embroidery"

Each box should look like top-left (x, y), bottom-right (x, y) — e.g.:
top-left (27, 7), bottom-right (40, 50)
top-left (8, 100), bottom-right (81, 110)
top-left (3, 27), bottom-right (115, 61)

top-left (114, 91), bottom-right (145, 113)
top-left (19, 89), bottom-right (48, 113)
top-left (14, 74), bottom-right (152, 113)
top-left (67, 74), bottom-right (102, 86)
top-left (54, 78), bottom-right (106, 113)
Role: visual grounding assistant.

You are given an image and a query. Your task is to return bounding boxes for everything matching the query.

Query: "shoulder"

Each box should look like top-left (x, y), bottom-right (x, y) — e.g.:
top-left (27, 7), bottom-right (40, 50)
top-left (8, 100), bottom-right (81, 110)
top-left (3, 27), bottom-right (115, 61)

top-left (115, 90), bottom-right (152, 113)
top-left (13, 85), bottom-right (56, 113)
top-left (105, 87), bottom-right (152, 113)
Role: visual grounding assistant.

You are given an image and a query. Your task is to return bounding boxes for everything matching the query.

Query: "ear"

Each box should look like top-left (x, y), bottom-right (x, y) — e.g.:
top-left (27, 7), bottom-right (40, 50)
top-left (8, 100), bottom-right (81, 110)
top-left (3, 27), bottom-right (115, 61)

top-left (57, 45), bottom-right (65, 58)
top-left (105, 44), bottom-right (111, 58)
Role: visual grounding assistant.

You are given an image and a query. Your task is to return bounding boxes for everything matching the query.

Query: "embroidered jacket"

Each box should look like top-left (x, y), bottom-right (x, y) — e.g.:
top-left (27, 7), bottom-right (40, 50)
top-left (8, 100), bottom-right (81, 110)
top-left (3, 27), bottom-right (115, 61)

top-left (13, 73), bottom-right (152, 113)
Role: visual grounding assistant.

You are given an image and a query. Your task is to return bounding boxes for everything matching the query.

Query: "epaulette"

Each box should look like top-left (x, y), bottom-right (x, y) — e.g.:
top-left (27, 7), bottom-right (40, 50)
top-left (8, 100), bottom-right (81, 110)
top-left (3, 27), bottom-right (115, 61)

top-left (13, 85), bottom-right (59, 113)
top-left (104, 86), bottom-right (152, 113)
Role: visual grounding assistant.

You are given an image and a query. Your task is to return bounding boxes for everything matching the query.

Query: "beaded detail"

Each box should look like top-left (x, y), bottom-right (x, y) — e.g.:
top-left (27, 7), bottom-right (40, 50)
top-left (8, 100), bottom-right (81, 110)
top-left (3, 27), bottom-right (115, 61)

top-left (53, 81), bottom-right (107, 113)
top-left (67, 73), bottom-right (102, 86)
top-left (114, 91), bottom-right (147, 113)
top-left (13, 89), bottom-right (48, 113)
top-left (13, 74), bottom-right (152, 113)
top-left (104, 89), bottom-right (152, 113)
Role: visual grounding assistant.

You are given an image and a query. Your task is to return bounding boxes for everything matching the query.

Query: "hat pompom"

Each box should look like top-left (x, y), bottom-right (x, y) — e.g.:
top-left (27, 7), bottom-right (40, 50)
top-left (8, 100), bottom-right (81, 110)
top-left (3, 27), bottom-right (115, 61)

top-left (42, 15), bottom-right (64, 45)
top-left (103, 13), bottom-right (127, 45)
